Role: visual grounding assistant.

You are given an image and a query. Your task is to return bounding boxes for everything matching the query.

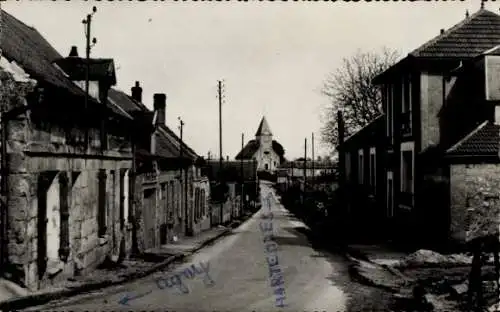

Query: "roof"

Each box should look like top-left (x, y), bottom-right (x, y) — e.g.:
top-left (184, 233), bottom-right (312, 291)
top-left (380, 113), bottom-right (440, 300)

top-left (1, 9), bottom-right (130, 121)
top-left (446, 121), bottom-right (500, 157)
top-left (235, 140), bottom-right (259, 160)
top-left (410, 9), bottom-right (500, 59)
top-left (235, 139), bottom-right (285, 160)
top-left (203, 160), bottom-right (257, 182)
top-left (54, 57), bottom-right (117, 85)
top-left (159, 125), bottom-right (198, 160)
top-left (108, 88), bottom-right (148, 113)
top-left (255, 116), bottom-right (272, 136)
top-left (279, 161), bottom-right (337, 169)
top-left (374, 9), bottom-right (500, 83)
top-left (339, 115), bottom-right (385, 148)
top-left (0, 9), bottom-right (87, 97)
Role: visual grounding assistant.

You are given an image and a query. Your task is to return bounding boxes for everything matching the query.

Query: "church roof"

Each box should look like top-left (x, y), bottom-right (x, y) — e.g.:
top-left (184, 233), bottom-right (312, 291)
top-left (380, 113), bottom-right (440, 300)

top-left (255, 116), bottom-right (272, 136)
top-left (235, 139), bottom-right (285, 161)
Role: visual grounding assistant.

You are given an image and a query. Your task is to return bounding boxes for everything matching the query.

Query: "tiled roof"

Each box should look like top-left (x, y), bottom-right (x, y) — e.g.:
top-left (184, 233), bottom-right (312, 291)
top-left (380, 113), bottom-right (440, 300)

top-left (410, 9), bottom-right (500, 58)
top-left (108, 88), bottom-right (147, 113)
top-left (235, 139), bottom-right (285, 160)
top-left (159, 125), bottom-right (198, 160)
top-left (446, 121), bottom-right (500, 157)
top-left (340, 115), bottom-right (384, 147)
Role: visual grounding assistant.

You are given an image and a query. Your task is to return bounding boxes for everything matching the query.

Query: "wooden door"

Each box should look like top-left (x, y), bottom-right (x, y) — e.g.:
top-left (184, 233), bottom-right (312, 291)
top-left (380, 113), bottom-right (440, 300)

top-left (143, 188), bottom-right (157, 249)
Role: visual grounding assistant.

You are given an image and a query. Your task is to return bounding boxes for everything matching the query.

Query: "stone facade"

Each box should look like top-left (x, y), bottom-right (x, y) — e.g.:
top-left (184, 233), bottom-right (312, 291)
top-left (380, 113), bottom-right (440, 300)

top-left (450, 163), bottom-right (500, 244)
top-left (0, 65), bottom-right (134, 290)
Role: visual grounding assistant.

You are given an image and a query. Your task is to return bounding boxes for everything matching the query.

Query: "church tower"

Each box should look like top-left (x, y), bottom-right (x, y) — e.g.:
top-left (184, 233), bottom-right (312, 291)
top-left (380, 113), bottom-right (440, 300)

top-left (255, 116), bottom-right (272, 150)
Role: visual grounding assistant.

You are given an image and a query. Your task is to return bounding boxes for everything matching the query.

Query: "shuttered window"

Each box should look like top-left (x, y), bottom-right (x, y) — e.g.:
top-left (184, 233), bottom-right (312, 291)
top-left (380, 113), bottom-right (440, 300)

top-left (98, 169), bottom-right (107, 237)
top-left (59, 172), bottom-right (70, 261)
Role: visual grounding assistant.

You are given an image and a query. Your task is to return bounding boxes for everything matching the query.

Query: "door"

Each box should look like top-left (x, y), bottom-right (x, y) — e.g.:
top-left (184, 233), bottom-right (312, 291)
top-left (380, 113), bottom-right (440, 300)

top-left (143, 188), bottom-right (157, 249)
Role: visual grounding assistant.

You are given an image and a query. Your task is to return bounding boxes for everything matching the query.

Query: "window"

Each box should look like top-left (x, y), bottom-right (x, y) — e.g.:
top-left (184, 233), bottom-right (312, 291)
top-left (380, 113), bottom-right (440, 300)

top-left (119, 170), bottom-right (125, 230)
top-left (201, 189), bottom-right (206, 216)
top-left (345, 152), bottom-right (351, 182)
top-left (358, 149), bottom-right (364, 184)
top-left (98, 169), bottom-right (107, 237)
top-left (265, 164), bottom-right (269, 170)
top-left (178, 183), bottom-right (183, 219)
top-left (387, 173), bottom-right (394, 218)
top-left (369, 148), bottom-right (376, 193)
top-left (161, 183), bottom-right (166, 219)
top-left (59, 172), bottom-right (70, 261)
top-left (401, 150), bottom-right (413, 193)
top-left (123, 170), bottom-right (130, 225)
top-left (169, 181), bottom-right (174, 219)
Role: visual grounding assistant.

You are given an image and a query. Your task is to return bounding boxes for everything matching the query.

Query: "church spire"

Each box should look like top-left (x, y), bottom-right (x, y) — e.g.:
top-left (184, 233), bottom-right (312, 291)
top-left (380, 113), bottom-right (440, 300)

top-left (255, 116), bottom-right (272, 137)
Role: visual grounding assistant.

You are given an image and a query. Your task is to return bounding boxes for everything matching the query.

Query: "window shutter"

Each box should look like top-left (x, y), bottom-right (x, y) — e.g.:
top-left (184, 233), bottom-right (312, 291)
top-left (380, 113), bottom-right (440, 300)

top-left (59, 172), bottom-right (70, 261)
top-left (98, 169), bottom-right (107, 236)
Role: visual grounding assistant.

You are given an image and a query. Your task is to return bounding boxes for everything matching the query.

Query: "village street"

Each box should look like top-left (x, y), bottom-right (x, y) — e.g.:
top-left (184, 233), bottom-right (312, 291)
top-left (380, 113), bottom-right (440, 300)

top-left (20, 182), bottom-right (380, 312)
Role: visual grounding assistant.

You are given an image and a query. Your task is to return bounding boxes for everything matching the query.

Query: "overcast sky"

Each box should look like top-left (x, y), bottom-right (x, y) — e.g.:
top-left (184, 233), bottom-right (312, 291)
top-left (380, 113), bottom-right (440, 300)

top-left (3, 0), bottom-right (485, 159)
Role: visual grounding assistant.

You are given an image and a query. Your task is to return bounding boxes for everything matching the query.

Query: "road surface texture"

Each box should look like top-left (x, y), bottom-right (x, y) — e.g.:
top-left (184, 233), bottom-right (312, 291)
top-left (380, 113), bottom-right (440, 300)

top-left (22, 182), bottom-right (392, 312)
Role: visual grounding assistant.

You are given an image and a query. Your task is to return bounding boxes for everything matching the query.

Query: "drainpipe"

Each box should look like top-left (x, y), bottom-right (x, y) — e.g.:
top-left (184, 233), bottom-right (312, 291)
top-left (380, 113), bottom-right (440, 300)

top-left (130, 133), bottom-right (138, 255)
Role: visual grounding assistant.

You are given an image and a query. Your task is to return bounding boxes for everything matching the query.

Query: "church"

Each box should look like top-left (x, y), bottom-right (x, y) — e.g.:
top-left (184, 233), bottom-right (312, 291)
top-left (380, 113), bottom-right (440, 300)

top-left (235, 116), bottom-right (285, 173)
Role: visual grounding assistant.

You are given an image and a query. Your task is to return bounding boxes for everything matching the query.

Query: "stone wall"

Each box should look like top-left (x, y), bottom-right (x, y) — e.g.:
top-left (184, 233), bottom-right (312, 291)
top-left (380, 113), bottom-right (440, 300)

top-left (420, 73), bottom-right (443, 151)
top-left (450, 163), bottom-right (500, 244)
top-left (0, 66), bottom-right (133, 290)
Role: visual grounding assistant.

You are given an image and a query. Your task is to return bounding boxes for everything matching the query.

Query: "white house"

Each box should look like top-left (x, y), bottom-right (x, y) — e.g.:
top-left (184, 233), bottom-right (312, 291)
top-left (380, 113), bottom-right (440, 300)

top-left (235, 116), bottom-right (285, 173)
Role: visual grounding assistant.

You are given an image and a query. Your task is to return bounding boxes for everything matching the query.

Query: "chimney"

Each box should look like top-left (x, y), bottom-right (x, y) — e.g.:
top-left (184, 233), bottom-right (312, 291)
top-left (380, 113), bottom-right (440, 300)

top-left (131, 81), bottom-right (142, 103)
top-left (153, 93), bottom-right (166, 127)
top-left (440, 29), bottom-right (444, 35)
top-left (69, 46), bottom-right (79, 57)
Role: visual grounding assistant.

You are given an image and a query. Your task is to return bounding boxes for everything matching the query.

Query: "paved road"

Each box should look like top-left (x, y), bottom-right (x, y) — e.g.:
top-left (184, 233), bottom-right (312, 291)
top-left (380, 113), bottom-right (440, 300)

top-left (27, 183), bottom-right (351, 312)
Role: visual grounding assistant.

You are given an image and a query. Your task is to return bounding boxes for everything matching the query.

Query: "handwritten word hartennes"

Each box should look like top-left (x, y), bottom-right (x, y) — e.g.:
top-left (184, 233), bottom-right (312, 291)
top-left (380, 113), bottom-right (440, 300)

top-left (260, 195), bottom-right (287, 308)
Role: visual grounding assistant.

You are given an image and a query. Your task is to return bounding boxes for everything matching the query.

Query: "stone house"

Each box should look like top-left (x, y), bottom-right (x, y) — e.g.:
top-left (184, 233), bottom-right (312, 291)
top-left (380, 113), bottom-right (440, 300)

top-left (0, 11), bottom-right (135, 290)
top-left (445, 45), bottom-right (500, 244)
top-left (111, 82), bottom-right (211, 251)
top-left (345, 8), bottom-right (500, 247)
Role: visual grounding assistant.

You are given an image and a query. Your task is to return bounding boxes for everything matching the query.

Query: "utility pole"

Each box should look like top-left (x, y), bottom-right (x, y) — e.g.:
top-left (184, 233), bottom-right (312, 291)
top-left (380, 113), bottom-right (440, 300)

top-left (82, 6), bottom-right (97, 151)
top-left (218, 80), bottom-right (224, 224)
top-left (240, 133), bottom-right (244, 214)
top-left (178, 117), bottom-right (189, 235)
top-left (312, 132), bottom-right (315, 182)
top-left (304, 138), bottom-right (307, 185)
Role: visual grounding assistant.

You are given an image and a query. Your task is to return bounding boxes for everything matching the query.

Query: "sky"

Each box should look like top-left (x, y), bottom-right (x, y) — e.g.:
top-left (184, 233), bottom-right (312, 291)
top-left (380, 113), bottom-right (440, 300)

top-left (2, 0), bottom-right (486, 160)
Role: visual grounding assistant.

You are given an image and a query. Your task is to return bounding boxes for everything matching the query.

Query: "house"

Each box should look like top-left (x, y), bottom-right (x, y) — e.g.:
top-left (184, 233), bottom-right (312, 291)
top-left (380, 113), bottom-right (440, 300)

top-left (0, 11), bottom-right (135, 290)
top-left (111, 81), bottom-right (211, 252)
top-left (348, 8), bottom-right (500, 246)
top-left (336, 115), bottom-right (386, 240)
top-left (444, 45), bottom-right (500, 244)
top-left (235, 116), bottom-right (285, 173)
top-left (203, 159), bottom-right (259, 221)
top-left (279, 160), bottom-right (337, 179)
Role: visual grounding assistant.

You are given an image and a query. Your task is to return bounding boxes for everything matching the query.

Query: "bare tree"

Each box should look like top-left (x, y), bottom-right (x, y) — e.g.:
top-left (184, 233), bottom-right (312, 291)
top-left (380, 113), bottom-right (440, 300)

top-left (320, 47), bottom-right (400, 150)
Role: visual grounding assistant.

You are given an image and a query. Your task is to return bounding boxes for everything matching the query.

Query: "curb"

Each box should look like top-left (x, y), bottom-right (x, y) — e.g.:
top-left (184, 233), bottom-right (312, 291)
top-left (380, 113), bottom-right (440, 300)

top-left (0, 222), bottom-right (240, 311)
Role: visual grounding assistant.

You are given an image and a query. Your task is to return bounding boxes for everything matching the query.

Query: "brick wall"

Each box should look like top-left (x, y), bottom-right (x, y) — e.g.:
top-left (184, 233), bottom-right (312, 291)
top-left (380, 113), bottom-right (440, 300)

top-left (450, 163), bottom-right (500, 244)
